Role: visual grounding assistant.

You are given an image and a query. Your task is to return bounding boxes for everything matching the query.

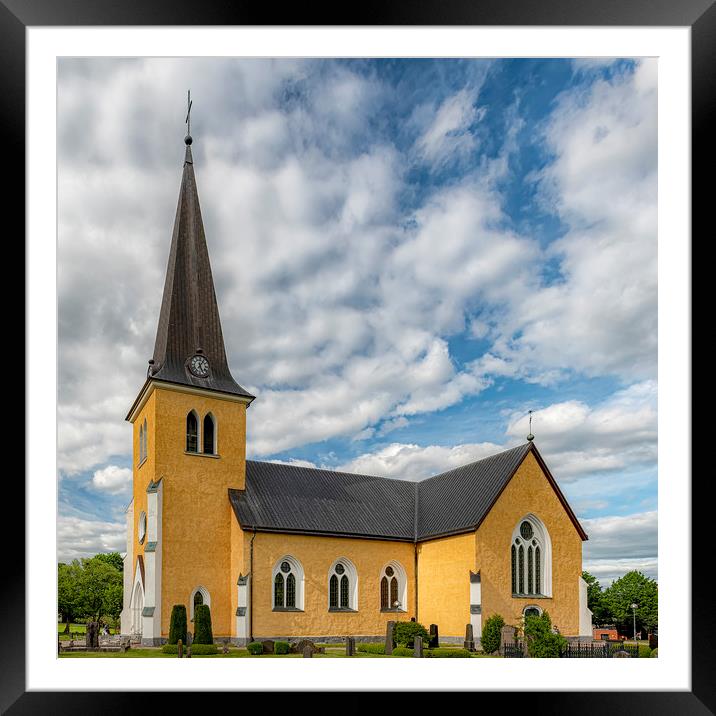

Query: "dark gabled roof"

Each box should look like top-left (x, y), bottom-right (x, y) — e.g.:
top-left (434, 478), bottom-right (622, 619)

top-left (416, 443), bottom-right (532, 540)
top-left (230, 461), bottom-right (416, 540)
top-left (229, 442), bottom-right (588, 542)
top-left (148, 142), bottom-right (254, 400)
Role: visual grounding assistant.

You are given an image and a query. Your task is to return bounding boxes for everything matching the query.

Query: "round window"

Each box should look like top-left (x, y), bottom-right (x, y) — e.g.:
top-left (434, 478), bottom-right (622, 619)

top-left (280, 561), bottom-right (291, 573)
top-left (138, 511), bottom-right (147, 544)
top-left (520, 521), bottom-right (533, 539)
top-left (385, 566), bottom-right (394, 577)
top-left (335, 563), bottom-right (345, 575)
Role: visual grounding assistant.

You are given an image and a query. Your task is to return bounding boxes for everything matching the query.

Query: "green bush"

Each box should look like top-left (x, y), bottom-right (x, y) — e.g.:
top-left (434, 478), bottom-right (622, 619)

top-left (193, 604), bottom-right (213, 645)
top-left (638, 644), bottom-right (652, 658)
top-left (393, 621), bottom-right (430, 648)
top-left (392, 647), bottom-right (414, 657)
top-left (357, 642), bottom-right (385, 654)
top-left (481, 614), bottom-right (505, 654)
top-left (162, 642), bottom-right (218, 655)
top-left (274, 641), bottom-right (290, 655)
top-left (168, 604), bottom-right (187, 645)
top-left (524, 611), bottom-right (567, 658)
top-left (650, 648), bottom-right (658, 658)
top-left (426, 648), bottom-right (472, 658)
top-left (247, 641), bottom-right (264, 655)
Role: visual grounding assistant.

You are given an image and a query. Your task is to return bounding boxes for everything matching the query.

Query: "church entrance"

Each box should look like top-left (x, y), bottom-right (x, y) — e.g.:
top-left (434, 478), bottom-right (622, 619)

top-left (131, 582), bottom-right (144, 636)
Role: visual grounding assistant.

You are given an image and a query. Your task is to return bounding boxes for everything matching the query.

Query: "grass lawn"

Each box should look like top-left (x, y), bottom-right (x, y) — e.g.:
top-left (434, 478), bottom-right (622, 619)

top-left (58, 623), bottom-right (119, 640)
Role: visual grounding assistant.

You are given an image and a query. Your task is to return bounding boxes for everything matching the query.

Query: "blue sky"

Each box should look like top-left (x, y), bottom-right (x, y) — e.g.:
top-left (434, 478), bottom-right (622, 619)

top-left (57, 58), bottom-right (657, 585)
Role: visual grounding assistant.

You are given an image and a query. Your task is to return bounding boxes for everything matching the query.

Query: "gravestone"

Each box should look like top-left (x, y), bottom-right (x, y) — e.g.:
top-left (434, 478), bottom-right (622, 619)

top-left (345, 636), bottom-right (355, 657)
top-left (303, 646), bottom-right (313, 658)
top-left (222, 639), bottom-right (230, 654)
top-left (261, 639), bottom-right (275, 654)
top-left (464, 623), bottom-right (475, 652)
top-left (186, 631), bottom-right (193, 646)
top-left (413, 635), bottom-right (423, 658)
top-left (86, 621), bottom-right (100, 649)
top-left (613, 650), bottom-right (631, 658)
top-left (178, 639), bottom-right (183, 658)
top-left (385, 621), bottom-right (396, 656)
top-left (429, 624), bottom-right (439, 649)
top-left (186, 646), bottom-right (192, 658)
top-left (499, 625), bottom-right (517, 655)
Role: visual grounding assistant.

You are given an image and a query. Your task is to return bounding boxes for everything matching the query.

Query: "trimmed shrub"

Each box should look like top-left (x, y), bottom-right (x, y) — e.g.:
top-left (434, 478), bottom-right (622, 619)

top-left (193, 604), bottom-right (213, 645)
top-left (274, 641), bottom-right (290, 655)
top-left (162, 643), bottom-right (218, 655)
top-left (393, 621), bottom-right (430, 648)
top-left (426, 648), bottom-right (472, 658)
top-left (392, 647), bottom-right (414, 657)
top-left (168, 604), bottom-right (187, 645)
top-left (247, 641), bottom-right (264, 655)
top-left (650, 648), bottom-right (658, 658)
top-left (638, 644), bottom-right (652, 658)
top-left (357, 642), bottom-right (385, 654)
top-left (523, 611), bottom-right (567, 658)
top-left (481, 614), bottom-right (505, 654)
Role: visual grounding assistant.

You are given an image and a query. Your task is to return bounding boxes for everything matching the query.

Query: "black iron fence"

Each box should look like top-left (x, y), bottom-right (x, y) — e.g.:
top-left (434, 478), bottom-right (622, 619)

top-left (560, 641), bottom-right (640, 658)
top-left (503, 641), bottom-right (525, 657)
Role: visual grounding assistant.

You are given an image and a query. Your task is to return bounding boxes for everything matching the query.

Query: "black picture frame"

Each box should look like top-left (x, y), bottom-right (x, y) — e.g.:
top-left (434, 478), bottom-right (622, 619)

top-left (7, 1), bottom-right (705, 712)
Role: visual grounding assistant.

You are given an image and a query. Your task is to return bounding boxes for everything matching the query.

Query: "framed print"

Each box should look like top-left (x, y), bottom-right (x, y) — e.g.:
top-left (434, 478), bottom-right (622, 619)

top-left (7, 0), bottom-right (707, 712)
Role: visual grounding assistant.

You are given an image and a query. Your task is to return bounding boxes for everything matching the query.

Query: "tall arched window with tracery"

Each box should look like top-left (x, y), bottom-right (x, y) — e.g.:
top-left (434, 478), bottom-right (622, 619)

top-left (510, 515), bottom-right (552, 597)
top-left (328, 558), bottom-right (358, 611)
top-left (186, 411), bottom-right (199, 453)
top-left (272, 556), bottom-right (304, 610)
top-left (379, 561), bottom-right (407, 611)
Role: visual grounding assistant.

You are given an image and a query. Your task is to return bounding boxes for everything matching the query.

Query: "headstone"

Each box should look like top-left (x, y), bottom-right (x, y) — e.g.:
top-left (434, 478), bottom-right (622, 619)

top-left (69, 639), bottom-right (74, 648)
top-left (302, 645), bottom-right (313, 658)
top-left (177, 639), bottom-right (183, 658)
top-left (429, 624), bottom-right (439, 649)
top-left (613, 650), bottom-right (631, 658)
top-left (464, 623), bottom-right (475, 652)
top-left (499, 625), bottom-right (517, 655)
top-left (186, 631), bottom-right (193, 646)
top-left (413, 635), bottom-right (423, 658)
top-left (385, 621), bottom-right (396, 656)
top-left (293, 639), bottom-right (319, 656)
top-left (345, 636), bottom-right (355, 657)
top-left (86, 621), bottom-right (100, 649)
top-left (222, 639), bottom-right (230, 654)
top-left (186, 646), bottom-right (192, 658)
top-left (261, 639), bottom-right (275, 654)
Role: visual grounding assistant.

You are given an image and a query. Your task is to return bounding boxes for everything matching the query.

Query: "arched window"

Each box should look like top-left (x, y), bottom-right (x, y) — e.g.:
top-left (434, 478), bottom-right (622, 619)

top-left (203, 414), bottom-right (215, 455)
top-left (328, 558), bottom-right (358, 611)
top-left (143, 418), bottom-right (148, 461)
top-left (510, 515), bottom-right (552, 597)
top-left (189, 585), bottom-right (210, 621)
top-left (272, 556), bottom-right (304, 610)
top-left (186, 411), bottom-right (199, 453)
top-left (139, 423), bottom-right (144, 463)
top-left (379, 561), bottom-right (407, 611)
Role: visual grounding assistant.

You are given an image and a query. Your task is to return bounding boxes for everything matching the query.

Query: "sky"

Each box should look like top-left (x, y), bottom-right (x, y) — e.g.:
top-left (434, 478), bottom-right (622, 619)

top-left (57, 57), bottom-right (657, 587)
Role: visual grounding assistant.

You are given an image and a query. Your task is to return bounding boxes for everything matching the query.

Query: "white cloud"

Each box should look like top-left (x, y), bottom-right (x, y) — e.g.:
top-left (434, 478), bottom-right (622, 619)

top-left (581, 511), bottom-right (657, 560)
top-left (90, 465), bottom-right (133, 494)
top-left (583, 558), bottom-right (658, 588)
top-left (58, 514), bottom-right (127, 562)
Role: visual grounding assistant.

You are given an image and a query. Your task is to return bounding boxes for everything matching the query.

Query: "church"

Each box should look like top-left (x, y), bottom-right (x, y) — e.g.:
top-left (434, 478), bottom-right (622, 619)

top-left (119, 129), bottom-right (593, 646)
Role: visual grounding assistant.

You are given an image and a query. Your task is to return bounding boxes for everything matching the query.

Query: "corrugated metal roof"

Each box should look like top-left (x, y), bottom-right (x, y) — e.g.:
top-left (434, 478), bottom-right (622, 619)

top-left (227, 442), bottom-right (580, 542)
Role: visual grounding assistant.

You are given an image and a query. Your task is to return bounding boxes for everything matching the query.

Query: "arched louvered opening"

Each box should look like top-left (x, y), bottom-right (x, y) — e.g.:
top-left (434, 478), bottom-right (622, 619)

top-left (186, 411), bottom-right (199, 453)
top-left (203, 413), bottom-right (215, 454)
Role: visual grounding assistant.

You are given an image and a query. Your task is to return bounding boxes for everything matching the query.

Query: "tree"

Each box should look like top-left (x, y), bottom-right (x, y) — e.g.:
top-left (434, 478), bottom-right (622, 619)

top-left (603, 571), bottom-right (658, 636)
top-left (523, 611), bottom-right (567, 658)
top-left (93, 552), bottom-right (124, 573)
top-left (77, 555), bottom-right (123, 622)
top-left (57, 561), bottom-right (82, 632)
top-left (481, 614), bottom-right (504, 654)
top-left (169, 605), bottom-right (188, 645)
top-left (582, 571), bottom-right (610, 625)
top-left (194, 604), bottom-right (214, 644)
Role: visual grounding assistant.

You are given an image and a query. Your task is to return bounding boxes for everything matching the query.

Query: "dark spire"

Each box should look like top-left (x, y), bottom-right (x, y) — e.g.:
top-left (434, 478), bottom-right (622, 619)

top-left (149, 129), bottom-right (254, 401)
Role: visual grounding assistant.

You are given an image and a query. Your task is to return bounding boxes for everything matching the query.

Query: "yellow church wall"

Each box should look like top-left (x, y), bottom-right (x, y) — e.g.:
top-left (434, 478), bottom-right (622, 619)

top-left (416, 532), bottom-right (475, 637)
top-left (131, 390), bottom-right (156, 565)
top-left (249, 531), bottom-right (416, 638)
top-left (147, 384), bottom-right (247, 637)
top-left (474, 450), bottom-right (584, 635)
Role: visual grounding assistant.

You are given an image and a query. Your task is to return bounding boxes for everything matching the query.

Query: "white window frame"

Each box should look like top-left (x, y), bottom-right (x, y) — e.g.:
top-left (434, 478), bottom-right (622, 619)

top-left (379, 560), bottom-right (407, 611)
top-left (271, 555), bottom-right (305, 611)
top-left (328, 557), bottom-right (358, 611)
top-left (511, 513), bottom-right (552, 598)
top-left (186, 410), bottom-right (200, 453)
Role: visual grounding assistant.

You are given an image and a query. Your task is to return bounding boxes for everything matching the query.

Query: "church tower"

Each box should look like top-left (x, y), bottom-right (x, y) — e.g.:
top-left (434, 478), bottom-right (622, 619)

top-left (120, 125), bottom-right (254, 645)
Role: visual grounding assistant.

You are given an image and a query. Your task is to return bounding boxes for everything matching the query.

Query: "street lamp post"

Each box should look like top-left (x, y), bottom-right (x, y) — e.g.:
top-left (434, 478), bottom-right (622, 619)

top-left (631, 603), bottom-right (638, 641)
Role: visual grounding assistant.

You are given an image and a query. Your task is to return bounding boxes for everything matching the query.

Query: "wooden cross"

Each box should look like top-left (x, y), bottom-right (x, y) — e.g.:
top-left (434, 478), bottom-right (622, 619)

top-left (185, 90), bottom-right (193, 136)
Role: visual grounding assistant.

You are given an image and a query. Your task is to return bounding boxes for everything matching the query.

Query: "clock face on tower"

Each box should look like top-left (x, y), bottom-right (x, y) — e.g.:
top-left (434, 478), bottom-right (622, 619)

top-left (188, 354), bottom-right (210, 377)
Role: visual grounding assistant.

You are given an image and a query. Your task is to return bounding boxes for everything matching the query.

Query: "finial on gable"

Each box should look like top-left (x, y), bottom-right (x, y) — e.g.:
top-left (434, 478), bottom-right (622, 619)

top-left (526, 409), bottom-right (535, 442)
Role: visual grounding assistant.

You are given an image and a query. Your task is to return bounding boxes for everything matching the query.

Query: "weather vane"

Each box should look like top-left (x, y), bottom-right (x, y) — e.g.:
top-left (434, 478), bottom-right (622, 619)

top-left (185, 89), bottom-right (193, 145)
top-left (527, 409), bottom-right (534, 442)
